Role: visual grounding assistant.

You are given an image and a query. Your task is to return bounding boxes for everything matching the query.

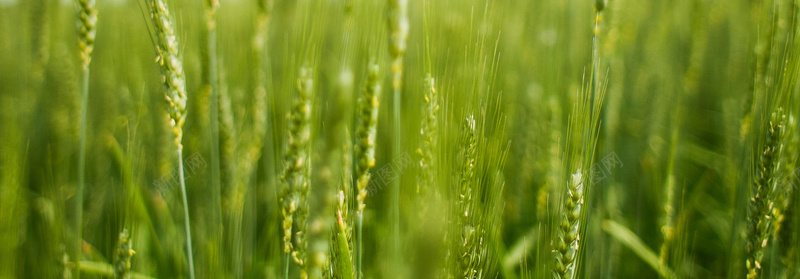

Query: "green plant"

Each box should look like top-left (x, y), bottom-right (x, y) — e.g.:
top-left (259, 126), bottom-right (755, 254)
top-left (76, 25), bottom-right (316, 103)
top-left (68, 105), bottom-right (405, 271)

top-left (114, 229), bottom-right (135, 279)
top-left (386, 0), bottom-right (409, 272)
top-left (746, 109), bottom-right (784, 279)
top-left (280, 67), bottom-right (314, 277)
top-left (455, 115), bottom-right (482, 278)
top-left (354, 63), bottom-right (381, 279)
top-left (8, 0), bottom-right (800, 278)
top-left (75, 1), bottom-right (97, 277)
top-left (145, 0), bottom-right (194, 277)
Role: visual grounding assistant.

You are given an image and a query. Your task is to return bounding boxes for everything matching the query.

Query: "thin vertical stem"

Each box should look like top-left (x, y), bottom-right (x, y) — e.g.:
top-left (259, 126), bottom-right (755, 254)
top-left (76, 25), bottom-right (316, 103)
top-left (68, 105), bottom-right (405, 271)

top-left (75, 0), bottom-right (97, 275)
top-left (590, 9), bottom-right (601, 123)
top-left (391, 82), bottom-right (401, 266)
top-left (75, 65), bottom-right (90, 279)
top-left (205, 0), bottom-right (221, 239)
top-left (283, 251), bottom-right (290, 279)
top-left (177, 149), bottom-right (196, 279)
top-left (357, 211), bottom-right (364, 279)
top-left (388, 0), bottom-right (408, 270)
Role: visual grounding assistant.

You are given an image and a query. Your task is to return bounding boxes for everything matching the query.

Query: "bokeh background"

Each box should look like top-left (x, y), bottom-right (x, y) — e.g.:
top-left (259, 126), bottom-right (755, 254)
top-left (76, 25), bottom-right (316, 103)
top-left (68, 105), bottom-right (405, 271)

top-left (1, 0), bottom-right (798, 278)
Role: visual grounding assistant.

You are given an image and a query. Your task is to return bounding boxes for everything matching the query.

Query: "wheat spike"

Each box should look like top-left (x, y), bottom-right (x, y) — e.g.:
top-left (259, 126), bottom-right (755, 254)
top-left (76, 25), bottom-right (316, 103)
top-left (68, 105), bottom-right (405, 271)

top-left (746, 109), bottom-right (784, 279)
top-left (553, 170), bottom-right (584, 279)
top-left (456, 114), bottom-right (482, 279)
top-left (146, 1), bottom-right (193, 278)
top-left (148, 0), bottom-right (187, 150)
top-left (77, 0), bottom-right (97, 69)
top-left (355, 64), bottom-right (381, 212)
top-left (113, 229), bottom-right (135, 279)
top-left (280, 68), bottom-right (314, 264)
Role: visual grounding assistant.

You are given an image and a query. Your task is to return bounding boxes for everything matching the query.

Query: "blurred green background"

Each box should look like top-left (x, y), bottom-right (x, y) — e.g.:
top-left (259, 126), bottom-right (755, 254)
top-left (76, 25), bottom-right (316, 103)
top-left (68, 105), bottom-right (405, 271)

top-left (1, 0), bottom-right (799, 278)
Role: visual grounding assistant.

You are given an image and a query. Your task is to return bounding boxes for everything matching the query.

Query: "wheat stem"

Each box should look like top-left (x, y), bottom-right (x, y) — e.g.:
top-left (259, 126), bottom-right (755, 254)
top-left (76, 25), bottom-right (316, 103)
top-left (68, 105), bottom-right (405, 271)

top-left (177, 150), bottom-right (196, 279)
top-left (659, 117), bottom-right (679, 268)
top-left (590, 0), bottom-right (604, 122)
top-left (75, 0), bottom-right (97, 277)
top-left (146, 0), bottom-right (194, 277)
top-left (354, 63), bottom-right (381, 279)
top-left (387, 0), bottom-right (408, 269)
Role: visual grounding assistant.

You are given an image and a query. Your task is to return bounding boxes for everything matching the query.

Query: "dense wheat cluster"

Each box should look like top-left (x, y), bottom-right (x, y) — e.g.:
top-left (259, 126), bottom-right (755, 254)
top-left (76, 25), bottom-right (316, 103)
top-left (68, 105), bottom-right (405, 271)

top-left (4, 0), bottom-right (800, 278)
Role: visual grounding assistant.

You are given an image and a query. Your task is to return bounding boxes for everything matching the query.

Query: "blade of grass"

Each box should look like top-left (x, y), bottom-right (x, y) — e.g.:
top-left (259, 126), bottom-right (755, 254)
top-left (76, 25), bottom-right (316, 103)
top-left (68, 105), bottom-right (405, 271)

top-left (335, 211), bottom-right (355, 279)
top-left (602, 220), bottom-right (676, 278)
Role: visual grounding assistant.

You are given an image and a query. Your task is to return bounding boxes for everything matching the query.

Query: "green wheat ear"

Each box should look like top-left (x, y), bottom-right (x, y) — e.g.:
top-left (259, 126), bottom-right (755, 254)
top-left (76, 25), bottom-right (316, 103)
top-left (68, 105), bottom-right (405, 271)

top-left (355, 64), bottom-right (381, 212)
top-left (354, 63), bottom-right (381, 279)
top-left (746, 108), bottom-right (784, 279)
top-left (146, 0), bottom-right (194, 278)
top-left (148, 0), bottom-right (188, 146)
top-left (114, 229), bottom-right (135, 279)
top-left (456, 114), bottom-right (481, 279)
top-left (78, 0), bottom-right (97, 69)
top-left (552, 170), bottom-right (584, 279)
top-left (280, 67), bottom-right (313, 267)
top-left (417, 76), bottom-right (438, 196)
top-left (773, 114), bottom-right (796, 238)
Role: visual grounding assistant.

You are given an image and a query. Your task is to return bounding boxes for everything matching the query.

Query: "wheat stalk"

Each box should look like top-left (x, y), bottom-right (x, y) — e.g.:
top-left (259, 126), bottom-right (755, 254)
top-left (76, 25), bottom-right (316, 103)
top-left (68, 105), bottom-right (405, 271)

top-left (590, 0), bottom-right (605, 120)
top-left (745, 109), bottom-right (784, 279)
top-left (75, 0), bottom-right (97, 278)
top-left (146, 0), bottom-right (194, 278)
top-left (660, 119), bottom-right (679, 268)
top-left (251, 0), bottom-right (273, 158)
top-left (354, 63), bottom-right (381, 279)
top-left (387, 0), bottom-right (408, 269)
top-left (200, 0), bottom-right (225, 277)
top-left (388, 0), bottom-right (408, 94)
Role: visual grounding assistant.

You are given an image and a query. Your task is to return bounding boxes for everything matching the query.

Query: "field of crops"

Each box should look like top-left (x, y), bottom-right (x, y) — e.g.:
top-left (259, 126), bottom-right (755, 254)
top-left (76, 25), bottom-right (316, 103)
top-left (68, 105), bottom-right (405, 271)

top-left (2, 0), bottom-right (800, 278)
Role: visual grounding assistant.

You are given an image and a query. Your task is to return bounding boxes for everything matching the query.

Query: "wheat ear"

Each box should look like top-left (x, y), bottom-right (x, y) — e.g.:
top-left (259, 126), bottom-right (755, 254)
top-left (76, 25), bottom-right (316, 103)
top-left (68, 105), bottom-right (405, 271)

top-left (553, 170), bottom-right (585, 279)
top-left (746, 109), bottom-right (784, 279)
top-left (354, 64), bottom-right (381, 279)
top-left (146, 0), bottom-right (194, 278)
top-left (772, 115), bottom-right (796, 238)
top-left (456, 114), bottom-right (482, 278)
top-left (279, 68), bottom-right (313, 276)
top-left (417, 76), bottom-right (438, 196)
top-left (78, 0), bottom-right (97, 70)
top-left (113, 229), bottom-right (135, 279)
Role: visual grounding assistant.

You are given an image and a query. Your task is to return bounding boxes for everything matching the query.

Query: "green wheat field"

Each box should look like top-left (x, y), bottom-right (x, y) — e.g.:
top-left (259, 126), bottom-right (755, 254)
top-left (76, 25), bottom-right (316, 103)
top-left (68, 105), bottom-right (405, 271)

top-left (2, 0), bottom-right (800, 278)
